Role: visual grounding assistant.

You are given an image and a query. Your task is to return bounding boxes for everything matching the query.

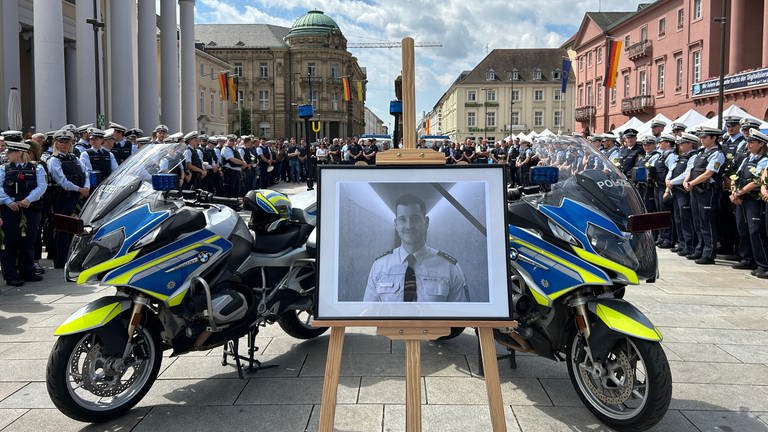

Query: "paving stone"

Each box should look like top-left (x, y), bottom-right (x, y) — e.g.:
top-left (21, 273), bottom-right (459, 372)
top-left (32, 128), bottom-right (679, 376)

top-left (0, 383), bottom-right (54, 409)
top-left (264, 332), bottom-right (390, 356)
top-left (0, 341), bottom-right (56, 360)
top-left (2, 408), bottom-right (148, 432)
top-left (671, 383), bottom-right (768, 411)
top-left (0, 327), bottom-right (57, 343)
top-left (384, 404), bottom-right (520, 432)
top-left (682, 410), bottom-right (768, 431)
top-left (664, 342), bottom-right (740, 363)
top-left (424, 376), bottom-right (551, 406)
top-left (538, 378), bottom-right (582, 407)
top-left (512, 405), bottom-right (698, 432)
top-left (0, 360), bottom-right (48, 381)
top-left (235, 376), bottom-right (360, 405)
top-left (133, 405), bottom-right (311, 432)
top-left (306, 403), bottom-right (384, 432)
top-left (159, 350), bottom-right (308, 379)
top-left (0, 382), bottom-right (27, 403)
top-left (670, 361), bottom-right (768, 385)
top-left (466, 352), bottom-right (570, 379)
top-left (0, 409), bottom-right (28, 430)
top-left (718, 344), bottom-right (768, 364)
top-left (357, 377), bottom-right (426, 404)
top-left (645, 312), bottom-right (737, 329)
top-left (138, 378), bottom-right (247, 407)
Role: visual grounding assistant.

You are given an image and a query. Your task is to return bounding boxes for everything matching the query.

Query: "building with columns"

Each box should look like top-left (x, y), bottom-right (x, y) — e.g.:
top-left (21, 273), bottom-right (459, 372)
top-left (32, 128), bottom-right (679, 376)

top-left (570, 0), bottom-right (768, 135)
top-left (195, 10), bottom-right (367, 139)
top-left (0, 0), bottom-right (199, 134)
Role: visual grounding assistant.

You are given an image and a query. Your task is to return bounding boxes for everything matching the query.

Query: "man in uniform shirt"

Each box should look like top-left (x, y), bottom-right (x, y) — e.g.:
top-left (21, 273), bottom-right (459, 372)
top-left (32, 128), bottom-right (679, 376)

top-left (0, 140), bottom-right (47, 286)
top-left (183, 132), bottom-right (206, 190)
top-left (79, 128), bottom-right (118, 188)
top-left (650, 120), bottom-right (666, 141)
top-left (652, 134), bottom-right (678, 248)
top-left (73, 124), bottom-right (92, 156)
top-left (221, 134), bottom-right (246, 197)
top-left (619, 129), bottom-right (644, 176)
top-left (637, 136), bottom-right (660, 215)
top-left (152, 124), bottom-right (169, 144)
top-left (684, 126), bottom-right (726, 264)
top-left (718, 115), bottom-right (746, 257)
top-left (667, 133), bottom-right (700, 256)
top-left (364, 194), bottom-right (468, 302)
top-left (109, 122), bottom-right (133, 164)
top-left (257, 138), bottom-right (274, 189)
top-left (601, 134), bottom-right (621, 170)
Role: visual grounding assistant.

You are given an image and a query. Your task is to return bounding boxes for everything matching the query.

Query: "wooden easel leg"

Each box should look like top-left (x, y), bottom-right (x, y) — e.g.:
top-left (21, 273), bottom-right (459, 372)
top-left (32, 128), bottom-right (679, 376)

top-left (318, 326), bottom-right (346, 432)
top-left (478, 327), bottom-right (507, 432)
top-left (405, 339), bottom-right (422, 432)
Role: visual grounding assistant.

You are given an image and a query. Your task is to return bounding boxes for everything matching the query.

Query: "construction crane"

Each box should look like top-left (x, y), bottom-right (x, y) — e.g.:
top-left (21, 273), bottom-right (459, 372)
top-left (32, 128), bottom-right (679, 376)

top-left (348, 42), bottom-right (442, 48)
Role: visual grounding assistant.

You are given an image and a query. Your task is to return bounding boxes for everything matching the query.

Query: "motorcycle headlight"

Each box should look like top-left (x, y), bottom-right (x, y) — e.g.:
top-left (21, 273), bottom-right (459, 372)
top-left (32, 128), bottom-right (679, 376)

top-left (129, 225), bottom-right (162, 252)
top-left (586, 224), bottom-right (639, 270)
top-left (82, 228), bottom-right (126, 269)
top-left (548, 220), bottom-right (579, 247)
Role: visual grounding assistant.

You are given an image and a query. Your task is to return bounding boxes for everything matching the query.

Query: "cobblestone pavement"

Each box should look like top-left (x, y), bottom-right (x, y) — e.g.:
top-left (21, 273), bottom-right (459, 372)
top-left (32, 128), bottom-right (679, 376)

top-left (1, 182), bottom-right (767, 431)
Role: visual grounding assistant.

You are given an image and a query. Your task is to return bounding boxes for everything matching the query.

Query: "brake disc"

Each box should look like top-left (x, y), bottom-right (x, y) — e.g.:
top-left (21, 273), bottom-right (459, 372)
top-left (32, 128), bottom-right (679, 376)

top-left (578, 344), bottom-right (634, 405)
top-left (75, 341), bottom-right (145, 397)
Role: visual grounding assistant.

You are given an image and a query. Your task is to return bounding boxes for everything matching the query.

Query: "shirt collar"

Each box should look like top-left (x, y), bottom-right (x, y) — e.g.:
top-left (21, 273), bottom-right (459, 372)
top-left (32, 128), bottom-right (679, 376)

top-left (396, 245), bottom-right (428, 263)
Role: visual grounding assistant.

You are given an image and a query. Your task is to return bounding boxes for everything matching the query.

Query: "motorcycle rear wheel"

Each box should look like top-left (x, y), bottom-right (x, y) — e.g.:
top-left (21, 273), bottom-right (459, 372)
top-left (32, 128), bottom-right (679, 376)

top-left (278, 309), bottom-right (328, 339)
top-left (567, 333), bottom-right (671, 432)
top-left (46, 325), bottom-right (162, 423)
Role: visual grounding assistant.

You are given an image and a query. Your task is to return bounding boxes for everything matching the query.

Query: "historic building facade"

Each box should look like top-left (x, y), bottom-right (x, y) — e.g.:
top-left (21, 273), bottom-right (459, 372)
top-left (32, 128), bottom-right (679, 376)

top-left (196, 10), bottom-right (367, 139)
top-left (424, 49), bottom-right (575, 143)
top-left (571, 0), bottom-right (768, 134)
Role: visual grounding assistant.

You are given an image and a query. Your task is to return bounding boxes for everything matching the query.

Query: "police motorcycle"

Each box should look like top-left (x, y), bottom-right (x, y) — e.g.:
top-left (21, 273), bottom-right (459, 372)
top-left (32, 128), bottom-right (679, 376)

top-left (45, 142), bottom-right (326, 422)
top-left (493, 135), bottom-right (672, 431)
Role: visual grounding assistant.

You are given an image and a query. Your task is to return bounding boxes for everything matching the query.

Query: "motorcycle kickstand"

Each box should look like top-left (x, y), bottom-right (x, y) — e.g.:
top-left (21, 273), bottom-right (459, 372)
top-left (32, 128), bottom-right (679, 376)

top-left (245, 328), bottom-right (278, 374)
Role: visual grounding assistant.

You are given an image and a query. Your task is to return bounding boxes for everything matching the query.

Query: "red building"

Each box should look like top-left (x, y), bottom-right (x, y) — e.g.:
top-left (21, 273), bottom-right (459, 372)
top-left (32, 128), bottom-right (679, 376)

top-left (569, 0), bottom-right (768, 135)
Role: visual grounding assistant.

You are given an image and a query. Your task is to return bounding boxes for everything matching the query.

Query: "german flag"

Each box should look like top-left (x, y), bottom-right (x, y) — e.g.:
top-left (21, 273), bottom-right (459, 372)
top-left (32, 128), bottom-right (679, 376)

top-left (342, 77), bottom-right (351, 101)
top-left (218, 73), bottom-right (228, 100)
top-left (603, 40), bottom-right (622, 88)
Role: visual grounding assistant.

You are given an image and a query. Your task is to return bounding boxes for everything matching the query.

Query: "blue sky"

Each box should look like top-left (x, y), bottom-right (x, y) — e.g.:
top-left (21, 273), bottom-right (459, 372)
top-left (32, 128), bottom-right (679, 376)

top-left (195, 0), bottom-right (641, 131)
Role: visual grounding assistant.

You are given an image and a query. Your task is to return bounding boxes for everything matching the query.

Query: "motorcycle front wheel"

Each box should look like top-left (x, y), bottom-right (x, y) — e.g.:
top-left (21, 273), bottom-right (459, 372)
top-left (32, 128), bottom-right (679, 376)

top-left (46, 324), bottom-right (162, 422)
top-left (278, 309), bottom-right (329, 339)
top-left (566, 333), bottom-right (671, 432)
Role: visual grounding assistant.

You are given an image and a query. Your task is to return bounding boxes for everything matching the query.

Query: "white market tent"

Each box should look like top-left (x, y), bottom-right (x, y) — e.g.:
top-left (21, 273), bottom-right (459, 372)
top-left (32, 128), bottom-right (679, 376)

top-left (613, 117), bottom-right (645, 135)
top-left (668, 109), bottom-right (708, 132)
top-left (516, 132), bottom-right (527, 140)
top-left (539, 128), bottom-right (556, 137)
top-left (637, 113), bottom-right (674, 136)
top-left (698, 104), bottom-right (768, 130)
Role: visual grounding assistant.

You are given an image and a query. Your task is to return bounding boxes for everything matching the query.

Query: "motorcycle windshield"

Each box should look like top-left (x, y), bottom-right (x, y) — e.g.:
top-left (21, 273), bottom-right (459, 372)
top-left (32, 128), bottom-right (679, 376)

top-left (525, 135), bottom-right (656, 280)
top-left (79, 142), bottom-right (186, 226)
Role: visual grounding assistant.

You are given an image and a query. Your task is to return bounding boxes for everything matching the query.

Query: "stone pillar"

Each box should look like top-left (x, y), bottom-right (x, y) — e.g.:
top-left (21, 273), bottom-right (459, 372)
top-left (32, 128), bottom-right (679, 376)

top-left (138, 0), bottom-right (159, 133)
top-left (728, 0), bottom-right (748, 74)
top-left (33, 0), bottom-right (67, 131)
top-left (75, 0), bottom-right (96, 125)
top-left (108, 0), bottom-right (135, 126)
top-left (2, 0), bottom-right (21, 130)
top-left (160, 0), bottom-right (179, 132)
top-left (763, 1), bottom-right (768, 67)
top-left (179, 0), bottom-right (196, 132)
top-left (64, 43), bottom-right (77, 125)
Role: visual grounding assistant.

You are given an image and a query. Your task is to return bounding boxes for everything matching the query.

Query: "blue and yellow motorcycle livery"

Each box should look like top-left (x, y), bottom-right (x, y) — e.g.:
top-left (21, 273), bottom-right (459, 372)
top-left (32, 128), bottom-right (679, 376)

top-left (495, 135), bottom-right (672, 431)
top-left (46, 142), bottom-right (326, 422)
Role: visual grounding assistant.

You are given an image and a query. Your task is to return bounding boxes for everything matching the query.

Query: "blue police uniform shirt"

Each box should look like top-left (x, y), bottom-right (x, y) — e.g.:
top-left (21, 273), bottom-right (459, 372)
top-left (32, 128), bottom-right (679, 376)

top-left (669, 150), bottom-right (699, 185)
top-left (364, 245), bottom-right (468, 302)
top-left (80, 148), bottom-right (118, 175)
top-left (47, 155), bottom-right (90, 191)
top-left (220, 146), bottom-right (241, 171)
top-left (704, 150), bottom-right (726, 183)
top-left (0, 162), bottom-right (48, 204)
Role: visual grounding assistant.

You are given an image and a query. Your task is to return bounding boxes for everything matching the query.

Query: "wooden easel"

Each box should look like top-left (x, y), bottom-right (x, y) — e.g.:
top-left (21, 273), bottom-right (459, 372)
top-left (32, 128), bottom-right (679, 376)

top-left (314, 38), bottom-right (516, 432)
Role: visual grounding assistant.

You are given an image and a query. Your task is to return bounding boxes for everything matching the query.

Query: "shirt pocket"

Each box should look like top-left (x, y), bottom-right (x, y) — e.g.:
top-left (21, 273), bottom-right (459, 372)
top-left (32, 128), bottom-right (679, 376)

top-left (375, 275), bottom-right (403, 302)
top-left (420, 277), bottom-right (450, 300)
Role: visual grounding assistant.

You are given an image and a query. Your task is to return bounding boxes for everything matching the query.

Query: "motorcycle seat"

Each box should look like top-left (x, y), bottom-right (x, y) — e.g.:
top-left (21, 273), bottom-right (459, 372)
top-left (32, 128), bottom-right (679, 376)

top-left (251, 223), bottom-right (314, 254)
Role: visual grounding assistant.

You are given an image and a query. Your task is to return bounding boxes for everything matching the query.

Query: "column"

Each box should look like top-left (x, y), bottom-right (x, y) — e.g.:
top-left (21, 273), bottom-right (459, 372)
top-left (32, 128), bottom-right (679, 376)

top-left (109, 0), bottom-right (135, 126)
top-left (2, 0), bottom-right (21, 130)
top-left (179, 0), bottom-right (196, 132)
top-left (33, 0), bottom-right (67, 131)
top-left (75, 0), bottom-right (96, 125)
top-left (160, 0), bottom-right (180, 131)
top-left (64, 43), bottom-right (77, 124)
top-left (138, 0), bottom-right (159, 132)
top-left (728, 0), bottom-right (748, 74)
top-left (763, 2), bottom-right (768, 67)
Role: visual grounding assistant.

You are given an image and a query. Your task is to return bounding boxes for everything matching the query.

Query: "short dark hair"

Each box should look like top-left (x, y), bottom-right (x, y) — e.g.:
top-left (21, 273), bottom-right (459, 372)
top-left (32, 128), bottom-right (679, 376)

top-left (395, 194), bottom-right (426, 216)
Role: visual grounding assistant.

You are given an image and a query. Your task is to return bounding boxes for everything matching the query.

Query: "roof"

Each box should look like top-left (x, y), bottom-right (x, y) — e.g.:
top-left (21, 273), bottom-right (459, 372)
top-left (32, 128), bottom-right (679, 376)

top-left (585, 12), bottom-right (635, 30)
top-left (287, 10), bottom-right (342, 37)
top-left (195, 24), bottom-right (290, 48)
top-left (457, 49), bottom-right (573, 84)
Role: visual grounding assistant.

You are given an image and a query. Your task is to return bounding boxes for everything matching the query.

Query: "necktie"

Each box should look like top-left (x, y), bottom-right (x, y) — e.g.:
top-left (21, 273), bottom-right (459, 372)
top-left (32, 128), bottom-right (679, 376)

top-left (403, 254), bottom-right (417, 302)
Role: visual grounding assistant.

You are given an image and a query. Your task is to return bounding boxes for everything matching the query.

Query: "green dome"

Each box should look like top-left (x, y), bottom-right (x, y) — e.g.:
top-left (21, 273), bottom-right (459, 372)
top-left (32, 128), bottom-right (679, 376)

top-left (287, 10), bottom-right (341, 37)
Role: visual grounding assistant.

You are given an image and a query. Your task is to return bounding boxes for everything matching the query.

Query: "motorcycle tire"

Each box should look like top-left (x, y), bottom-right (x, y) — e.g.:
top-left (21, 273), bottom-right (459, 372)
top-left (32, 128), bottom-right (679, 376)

top-left (567, 332), bottom-right (671, 432)
top-left (46, 323), bottom-right (162, 423)
top-left (278, 310), bottom-right (329, 340)
top-left (437, 327), bottom-right (465, 341)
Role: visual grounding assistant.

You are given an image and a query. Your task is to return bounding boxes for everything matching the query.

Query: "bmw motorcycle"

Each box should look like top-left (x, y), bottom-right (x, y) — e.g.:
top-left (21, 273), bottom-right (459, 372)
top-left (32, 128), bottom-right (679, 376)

top-left (46, 142), bottom-right (326, 422)
top-left (493, 135), bottom-right (672, 431)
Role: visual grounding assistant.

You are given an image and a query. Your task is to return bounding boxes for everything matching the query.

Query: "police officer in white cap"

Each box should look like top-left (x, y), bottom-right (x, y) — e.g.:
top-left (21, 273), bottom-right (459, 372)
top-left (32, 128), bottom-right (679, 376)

top-left (182, 131), bottom-right (206, 190)
top-left (108, 122), bottom-right (133, 164)
top-left (667, 133), bottom-right (701, 257)
top-left (0, 140), bottom-right (47, 286)
top-left (79, 128), bottom-right (118, 188)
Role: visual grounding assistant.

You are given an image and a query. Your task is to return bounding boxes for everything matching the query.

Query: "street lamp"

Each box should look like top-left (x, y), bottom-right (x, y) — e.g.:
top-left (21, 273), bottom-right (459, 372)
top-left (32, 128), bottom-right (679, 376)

top-left (714, 1), bottom-right (728, 130)
top-left (481, 88), bottom-right (491, 140)
top-left (86, 0), bottom-right (104, 126)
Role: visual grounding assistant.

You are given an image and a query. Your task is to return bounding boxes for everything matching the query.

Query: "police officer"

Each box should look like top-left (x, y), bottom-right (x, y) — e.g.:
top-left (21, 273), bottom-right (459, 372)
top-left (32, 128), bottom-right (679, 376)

top-left (257, 138), bottom-right (274, 189)
top-left (152, 124), bottom-right (169, 144)
top-left (516, 140), bottom-right (534, 186)
top-left (684, 126), bottom-right (725, 264)
top-left (667, 133), bottom-right (700, 256)
top-left (221, 134), bottom-right (246, 197)
top-left (363, 194), bottom-right (468, 302)
top-left (649, 120), bottom-right (666, 141)
top-left (183, 131), bottom-right (206, 190)
top-left (653, 134), bottom-right (678, 248)
top-left (637, 135), bottom-right (660, 215)
top-left (73, 124), bottom-right (92, 156)
top-left (79, 128), bottom-right (117, 189)
top-left (729, 130), bottom-right (768, 277)
top-left (46, 129), bottom-right (89, 269)
top-left (0, 140), bottom-right (47, 286)
top-left (476, 138), bottom-right (489, 165)
top-left (619, 128), bottom-right (644, 176)
top-left (363, 138), bottom-right (378, 165)
top-left (109, 123), bottom-right (134, 164)
top-left (670, 122), bottom-right (687, 138)
top-left (441, 140), bottom-right (454, 165)
top-left (601, 134), bottom-right (621, 170)
top-left (347, 138), bottom-right (364, 165)
top-left (462, 138), bottom-right (475, 163)
top-left (201, 136), bottom-right (220, 194)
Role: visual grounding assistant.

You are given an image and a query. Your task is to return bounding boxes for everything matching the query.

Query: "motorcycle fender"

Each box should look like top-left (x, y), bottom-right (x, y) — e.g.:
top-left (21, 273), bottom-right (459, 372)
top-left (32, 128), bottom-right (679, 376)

top-left (54, 296), bottom-right (132, 336)
top-left (587, 298), bottom-right (662, 342)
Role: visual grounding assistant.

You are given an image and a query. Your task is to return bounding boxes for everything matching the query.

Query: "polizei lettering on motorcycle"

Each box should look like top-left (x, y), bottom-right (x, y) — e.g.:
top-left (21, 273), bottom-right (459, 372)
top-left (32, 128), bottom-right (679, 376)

top-left (596, 178), bottom-right (631, 189)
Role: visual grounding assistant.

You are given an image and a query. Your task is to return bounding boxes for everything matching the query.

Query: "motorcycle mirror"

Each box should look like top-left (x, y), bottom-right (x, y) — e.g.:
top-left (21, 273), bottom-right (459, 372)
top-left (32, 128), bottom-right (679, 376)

top-left (529, 166), bottom-right (559, 185)
top-left (151, 173), bottom-right (179, 191)
top-left (628, 211), bottom-right (672, 232)
top-left (53, 213), bottom-right (84, 235)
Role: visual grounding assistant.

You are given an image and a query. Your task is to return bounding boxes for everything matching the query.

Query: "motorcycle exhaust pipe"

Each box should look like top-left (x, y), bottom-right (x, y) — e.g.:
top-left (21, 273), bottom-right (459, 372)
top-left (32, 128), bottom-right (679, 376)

top-left (511, 292), bottom-right (534, 316)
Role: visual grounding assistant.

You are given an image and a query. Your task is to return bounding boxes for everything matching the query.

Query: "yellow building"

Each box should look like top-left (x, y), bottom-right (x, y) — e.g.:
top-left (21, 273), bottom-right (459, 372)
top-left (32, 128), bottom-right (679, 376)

top-left (195, 48), bottom-right (230, 136)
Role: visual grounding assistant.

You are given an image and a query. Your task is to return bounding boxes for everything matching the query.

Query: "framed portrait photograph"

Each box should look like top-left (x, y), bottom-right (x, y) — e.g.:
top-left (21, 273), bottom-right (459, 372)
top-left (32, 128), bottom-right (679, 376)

top-left (315, 165), bottom-right (511, 320)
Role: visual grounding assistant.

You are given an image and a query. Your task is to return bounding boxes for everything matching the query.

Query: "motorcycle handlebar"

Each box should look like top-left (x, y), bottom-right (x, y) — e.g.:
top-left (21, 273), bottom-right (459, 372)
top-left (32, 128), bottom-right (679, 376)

top-left (164, 189), bottom-right (242, 211)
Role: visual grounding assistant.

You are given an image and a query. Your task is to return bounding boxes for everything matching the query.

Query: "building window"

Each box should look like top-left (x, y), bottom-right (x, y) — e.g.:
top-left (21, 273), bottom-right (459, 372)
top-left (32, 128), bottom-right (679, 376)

top-left (233, 62), bottom-right (243, 77)
top-left (512, 69), bottom-right (519, 80)
top-left (553, 69), bottom-right (561, 80)
top-left (675, 57), bottom-right (684, 89)
top-left (259, 63), bottom-right (268, 78)
top-left (587, 52), bottom-right (593, 67)
top-left (511, 89), bottom-right (520, 101)
top-left (610, 88), bottom-right (617, 104)
top-left (534, 89), bottom-right (544, 101)
top-left (219, 97), bottom-right (224, 118)
top-left (486, 111), bottom-right (496, 128)
top-left (486, 89), bottom-right (496, 101)
top-left (578, 56), bottom-right (584, 70)
top-left (692, 51), bottom-right (701, 82)
top-left (677, 9), bottom-right (684, 29)
top-left (640, 26), bottom-right (648, 42)
top-left (331, 63), bottom-right (339, 78)
top-left (586, 82), bottom-right (593, 105)
top-left (486, 69), bottom-right (496, 80)
top-left (533, 111), bottom-right (543, 127)
top-left (534, 68), bottom-right (542, 80)
top-left (659, 18), bottom-right (666, 36)
top-left (210, 92), bottom-right (215, 115)
top-left (657, 63), bottom-right (665, 92)
top-left (596, 85), bottom-right (602, 107)
top-left (693, 0), bottom-right (702, 19)
top-left (553, 89), bottom-right (561, 101)
top-left (199, 90), bottom-right (205, 114)
top-left (331, 92), bottom-right (339, 111)
top-left (553, 111), bottom-right (562, 127)
top-left (597, 47), bottom-right (603, 64)
top-left (237, 90), bottom-right (243, 104)
top-left (258, 90), bottom-right (269, 110)
top-left (200, 64), bottom-right (205, 77)
top-left (510, 111), bottom-right (519, 125)
top-left (467, 90), bottom-right (476, 102)
top-left (624, 35), bottom-right (630, 50)
top-left (623, 74), bottom-right (630, 97)
top-left (578, 87), bottom-right (584, 106)
top-left (467, 111), bottom-right (476, 127)
top-left (308, 62), bottom-right (316, 76)
top-left (639, 70), bottom-right (647, 95)
top-left (259, 123), bottom-right (270, 138)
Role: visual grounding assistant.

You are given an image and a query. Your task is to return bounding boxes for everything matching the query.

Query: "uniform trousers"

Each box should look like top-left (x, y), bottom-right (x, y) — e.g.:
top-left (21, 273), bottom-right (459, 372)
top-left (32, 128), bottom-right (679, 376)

top-left (737, 199), bottom-right (768, 270)
top-left (223, 169), bottom-right (241, 198)
top-left (718, 191), bottom-right (738, 255)
top-left (52, 191), bottom-right (81, 268)
top-left (672, 188), bottom-right (696, 254)
top-left (0, 207), bottom-right (42, 280)
top-left (654, 186), bottom-right (675, 245)
top-left (691, 185), bottom-right (720, 260)
top-left (735, 200), bottom-right (754, 263)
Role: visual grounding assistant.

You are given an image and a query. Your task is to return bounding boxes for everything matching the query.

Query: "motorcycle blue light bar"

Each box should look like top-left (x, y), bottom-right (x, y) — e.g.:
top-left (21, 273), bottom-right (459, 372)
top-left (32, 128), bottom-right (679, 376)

top-left (529, 166), bottom-right (559, 185)
top-left (389, 100), bottom-right (403, 115)
top-left (151, 174), bottom-right (179, 191)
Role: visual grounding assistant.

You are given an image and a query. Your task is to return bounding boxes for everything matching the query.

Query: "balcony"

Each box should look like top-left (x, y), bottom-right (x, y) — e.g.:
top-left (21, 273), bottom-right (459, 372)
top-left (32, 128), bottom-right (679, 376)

top-left (627, 40), bottom-right (652, 61)
top-left (621, 95), bottom-right (655, 114)
top-left (575, 105), bottom-right (596, 122)
top-left (326, 77), bottom-right (342, 85)
top-left (465, 102), bottom-right (482, 107)
top-left (484, 101), bottom-right (499, 107)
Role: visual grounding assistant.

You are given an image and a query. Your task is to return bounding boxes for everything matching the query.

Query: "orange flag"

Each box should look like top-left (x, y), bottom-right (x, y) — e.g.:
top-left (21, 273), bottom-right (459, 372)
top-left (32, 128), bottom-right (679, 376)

top-left (603, 40), bottom-right (622, 89)
top-left (356, 80), bottom-right (364, 101)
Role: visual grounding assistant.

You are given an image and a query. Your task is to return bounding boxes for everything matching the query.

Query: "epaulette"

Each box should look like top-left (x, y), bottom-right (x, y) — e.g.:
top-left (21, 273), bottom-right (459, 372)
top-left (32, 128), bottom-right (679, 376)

top-left (437, 251), bottom-right (457, 264)
top-left (374, 250), bottom-right (393, 261)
